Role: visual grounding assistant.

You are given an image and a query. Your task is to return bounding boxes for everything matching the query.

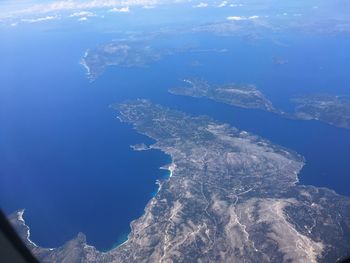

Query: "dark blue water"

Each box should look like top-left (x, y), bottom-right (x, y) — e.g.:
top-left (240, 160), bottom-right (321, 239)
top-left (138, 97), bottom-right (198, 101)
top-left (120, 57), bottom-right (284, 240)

top-left (147, 33), bottom-right (350, 196)
top-left (101, 32), bottom-right (350, 197)
top-left (1, 23), bottom-right (350, 252)
top-left (0, 27), bottom-right (171, 250)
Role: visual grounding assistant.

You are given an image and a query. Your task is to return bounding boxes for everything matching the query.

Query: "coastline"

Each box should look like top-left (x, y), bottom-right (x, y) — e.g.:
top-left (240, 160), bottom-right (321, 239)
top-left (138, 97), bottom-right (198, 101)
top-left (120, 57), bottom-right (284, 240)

top-left (79, 51), bottom-right (95, 82)
top-left (154, 163), bottom-right (177, 195)
top-left (160, 163), bottom-right (176, 178)
top-left (109, 161), bottom-right (176, 252)
top-left (15, 209), bottom-right (55, 251)
top-left (17, 209), bottom-right (39, 248)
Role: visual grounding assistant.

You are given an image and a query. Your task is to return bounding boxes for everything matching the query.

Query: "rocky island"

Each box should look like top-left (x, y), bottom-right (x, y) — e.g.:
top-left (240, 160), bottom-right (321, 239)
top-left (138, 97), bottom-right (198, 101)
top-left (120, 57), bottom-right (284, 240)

top-left (170, 79), bottom-right (350, 130)
top-left (292, 94), bottom-right (350, 129)
top-left (130, 143), bottom-right (150, 151)
top-left (169, 79), bottom-right (281, 113)
top-left (9, 99), bottom-right (350, 262)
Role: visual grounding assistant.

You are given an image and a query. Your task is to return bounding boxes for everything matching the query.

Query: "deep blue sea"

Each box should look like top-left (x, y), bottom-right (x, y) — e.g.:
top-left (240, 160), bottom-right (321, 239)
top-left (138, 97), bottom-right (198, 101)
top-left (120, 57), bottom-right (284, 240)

top-left (1, 20), bottom-right (350, 251)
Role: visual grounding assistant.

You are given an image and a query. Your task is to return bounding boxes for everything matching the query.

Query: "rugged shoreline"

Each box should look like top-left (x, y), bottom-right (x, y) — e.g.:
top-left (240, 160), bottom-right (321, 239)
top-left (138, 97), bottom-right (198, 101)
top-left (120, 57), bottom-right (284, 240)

top-left (9, 100), bottom-right (350, 262)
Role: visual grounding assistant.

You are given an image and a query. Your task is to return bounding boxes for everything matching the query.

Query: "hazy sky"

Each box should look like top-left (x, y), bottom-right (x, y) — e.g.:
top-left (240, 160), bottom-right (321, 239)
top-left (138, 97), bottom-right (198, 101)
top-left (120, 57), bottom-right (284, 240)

top-left (1, 0), bottom-right (349, 23)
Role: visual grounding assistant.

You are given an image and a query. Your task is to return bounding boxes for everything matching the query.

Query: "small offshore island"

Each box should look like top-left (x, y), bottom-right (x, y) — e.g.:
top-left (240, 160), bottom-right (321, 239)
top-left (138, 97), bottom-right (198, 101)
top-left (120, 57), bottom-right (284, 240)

top-left (130, 143), bottom-right (150, 151)
top-left (9, 100), bottom-right (350, 263)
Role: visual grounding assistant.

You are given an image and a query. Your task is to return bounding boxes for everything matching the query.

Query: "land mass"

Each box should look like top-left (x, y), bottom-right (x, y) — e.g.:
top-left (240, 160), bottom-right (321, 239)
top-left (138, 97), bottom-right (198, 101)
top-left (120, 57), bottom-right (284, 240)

top-left (169, 78), bottom-right (280, 113)
top-left (130, 143), bottom-right (150, 151)
top-left (81, 42), bottom-right (228, 81)
top-left (81, 41), bottom-right (163, 80)
top-left (9, 99), bottom-right (350, 262)
top-left (170, 79), bottom-right (350, 130)
top-left (292, 94), bottom-right (350, 129)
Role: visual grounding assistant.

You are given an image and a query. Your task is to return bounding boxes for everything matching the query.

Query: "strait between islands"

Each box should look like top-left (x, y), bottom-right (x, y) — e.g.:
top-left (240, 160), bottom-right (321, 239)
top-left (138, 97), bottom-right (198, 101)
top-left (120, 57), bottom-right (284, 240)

top-left (10, 99), bottom-right (350, 263)
top-left (170, 78), bottom-right (350, 130)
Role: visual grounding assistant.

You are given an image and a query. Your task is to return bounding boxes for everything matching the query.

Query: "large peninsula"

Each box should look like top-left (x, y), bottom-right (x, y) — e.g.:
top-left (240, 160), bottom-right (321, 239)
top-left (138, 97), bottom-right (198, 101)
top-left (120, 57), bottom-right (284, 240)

top-left (10, 100), bottom-right (350, 262)
top-left (81, 42), bottom-right (163, 81)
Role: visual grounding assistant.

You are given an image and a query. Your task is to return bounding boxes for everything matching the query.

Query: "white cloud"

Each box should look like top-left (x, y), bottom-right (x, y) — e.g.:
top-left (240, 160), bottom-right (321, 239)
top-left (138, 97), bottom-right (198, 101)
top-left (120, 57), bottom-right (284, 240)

top-left (226, 16), bottom-right (245, 21)
top-left (108, 6), bottom-right (130, 12)
top-left (21, 15), bottom-right (60, 23)
top-left (229, 3), bottom-right (243, 7)
top-left (217, 1), bottom-right (228, 8)
top-left (193, 2), bottom-right (208, 8)
top-left (78, 16), bottom-right (88, 21)
top-left (142, 5), bottom-right (156, 9)
top-left (70, 11), bottom-right (96, 17)
top-left (3, 0), bottom-right (157, 17)
top-left (227, 15), bottom-right (260, 21)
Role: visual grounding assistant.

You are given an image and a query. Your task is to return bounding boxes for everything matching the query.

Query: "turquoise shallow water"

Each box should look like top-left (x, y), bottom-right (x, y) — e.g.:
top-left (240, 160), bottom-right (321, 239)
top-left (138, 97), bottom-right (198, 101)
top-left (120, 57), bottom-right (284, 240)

top-left (1, 21), bottom-right (350, 251)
